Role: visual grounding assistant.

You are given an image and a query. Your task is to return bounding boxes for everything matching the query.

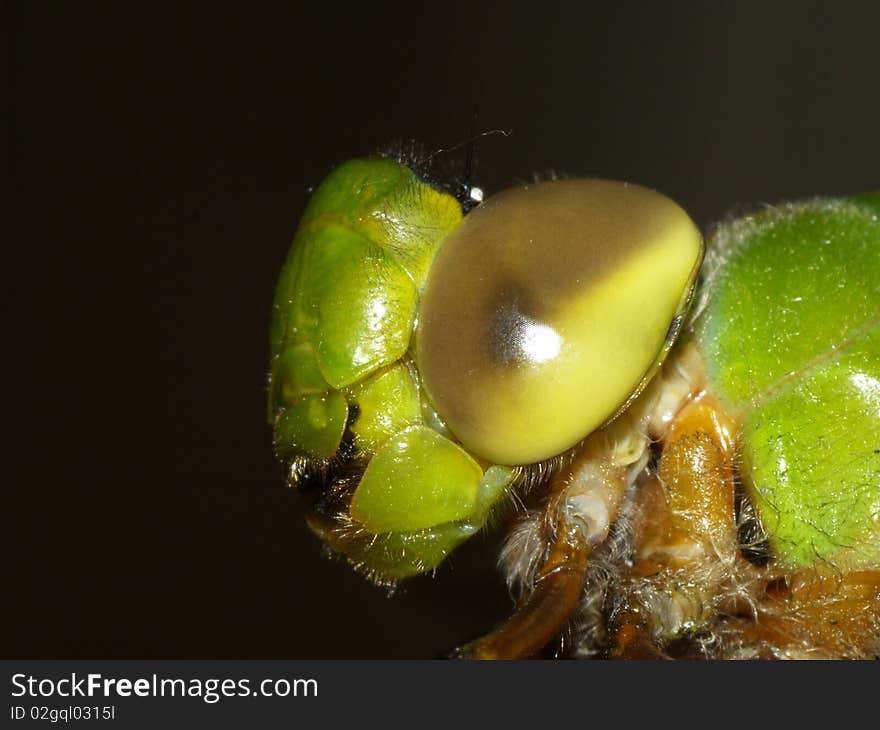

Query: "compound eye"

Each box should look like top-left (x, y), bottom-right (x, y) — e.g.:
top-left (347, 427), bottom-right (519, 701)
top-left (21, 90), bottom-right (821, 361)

top-left (416, 179), bottom-right (703, 465)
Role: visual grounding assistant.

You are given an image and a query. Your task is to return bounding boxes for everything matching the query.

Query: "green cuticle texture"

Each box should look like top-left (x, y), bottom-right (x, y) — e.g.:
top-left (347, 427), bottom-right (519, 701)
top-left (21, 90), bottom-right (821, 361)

top-left (698, 197), bottom-right (880, 569)
top-left (273, 391), bottom-right (349, 460)
top-left (349, 425), bottom-right (484, 534)
top-left (343, 465), bottom-right (516, 580)
top-left (343, 362), bottom-right (421, 456)
top-left (268, 157), bottom-right (463, 460)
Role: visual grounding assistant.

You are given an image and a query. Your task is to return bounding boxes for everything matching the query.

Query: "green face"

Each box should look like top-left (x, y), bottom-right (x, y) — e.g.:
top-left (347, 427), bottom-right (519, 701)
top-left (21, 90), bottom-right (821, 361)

top-left (270, 153), bottom-right (879, 582)
top-left (269, 156), bottom-right (702, 580)
top-left (694, 194), bottom-right (880, 571)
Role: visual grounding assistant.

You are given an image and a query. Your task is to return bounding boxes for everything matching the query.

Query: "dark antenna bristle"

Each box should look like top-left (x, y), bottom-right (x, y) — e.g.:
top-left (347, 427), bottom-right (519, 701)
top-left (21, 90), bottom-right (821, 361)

top-left (461, 103), bottom-right (479, 210)
top-left (415, 128), bottom-right (510, 168)
top-left (429, 126), bottom-right (511, 213)
top-left (386, 119), bottom-right (511, 211)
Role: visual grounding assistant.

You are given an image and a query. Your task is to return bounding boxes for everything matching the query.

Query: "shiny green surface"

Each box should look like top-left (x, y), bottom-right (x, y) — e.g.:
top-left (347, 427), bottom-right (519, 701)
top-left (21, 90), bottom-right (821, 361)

top-left (273, 391), bottom-right (348, 459)
top-left (299, 222), bottom-right (417, 389)
top-left (697, 196), bottom-right (880, 569)
top-left (268, 156), bottom-right (461, 448)
top-left (344, 362), bottom-right (421, 456)
top-left (350, 425), bottom-right (484, 534)
top-left (696, 199), bottom-right (880, 410)
top-left (340, 465), bottom-right (515, 579)
top-left (742, 323), bottom-right (880, 569)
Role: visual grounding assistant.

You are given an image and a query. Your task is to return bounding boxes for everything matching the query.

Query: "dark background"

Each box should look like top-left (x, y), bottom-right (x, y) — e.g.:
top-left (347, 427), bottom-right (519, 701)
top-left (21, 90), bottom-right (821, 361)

top-left (9, 1), bottom-right (880, 658)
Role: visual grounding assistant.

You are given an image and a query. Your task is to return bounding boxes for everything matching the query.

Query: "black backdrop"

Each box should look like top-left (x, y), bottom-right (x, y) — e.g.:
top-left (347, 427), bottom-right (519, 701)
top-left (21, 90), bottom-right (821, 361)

top-left (10, 1), bottom-right (880, 658)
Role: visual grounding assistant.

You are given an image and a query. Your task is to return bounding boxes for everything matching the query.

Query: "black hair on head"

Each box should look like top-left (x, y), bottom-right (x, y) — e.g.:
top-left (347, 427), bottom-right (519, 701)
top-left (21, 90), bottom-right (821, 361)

top-left (378, 129), bottom-right (511, 213)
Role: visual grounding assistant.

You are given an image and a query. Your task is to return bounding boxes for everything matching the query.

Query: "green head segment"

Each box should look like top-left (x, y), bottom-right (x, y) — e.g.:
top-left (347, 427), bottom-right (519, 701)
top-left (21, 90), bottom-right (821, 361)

top-left (269, 156), bottom-right (703, 579)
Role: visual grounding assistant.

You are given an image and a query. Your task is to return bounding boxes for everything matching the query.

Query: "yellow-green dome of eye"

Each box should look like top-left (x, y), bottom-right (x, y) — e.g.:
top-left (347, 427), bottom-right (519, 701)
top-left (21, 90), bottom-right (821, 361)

top-left (416, 179), bottom-right (703, 465)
